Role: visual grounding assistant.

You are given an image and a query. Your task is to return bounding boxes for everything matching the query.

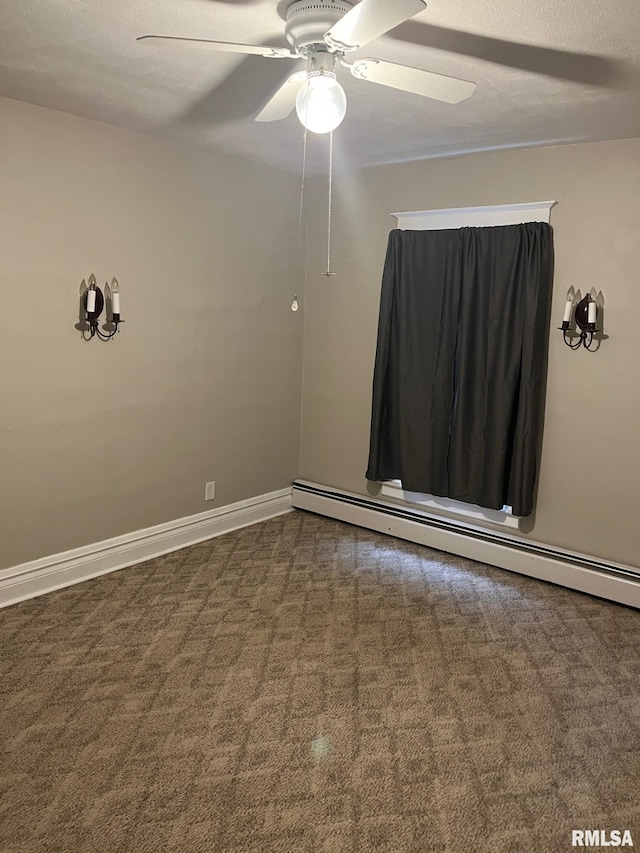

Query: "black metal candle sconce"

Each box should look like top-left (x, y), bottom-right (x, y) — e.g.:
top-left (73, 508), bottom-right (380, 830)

top-left (558, 286), bottom-right (604, 351)
top-left (80, 274), bottom-right (124, 341)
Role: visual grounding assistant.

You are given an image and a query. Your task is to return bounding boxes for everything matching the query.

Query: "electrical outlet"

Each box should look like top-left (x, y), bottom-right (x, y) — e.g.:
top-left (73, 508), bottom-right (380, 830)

top-left (205, 481), bottom-right (216, 502)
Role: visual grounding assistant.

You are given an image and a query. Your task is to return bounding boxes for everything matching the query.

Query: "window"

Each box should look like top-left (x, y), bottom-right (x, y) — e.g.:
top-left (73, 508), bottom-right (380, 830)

top-left (379, 200), bottom-right (556, 528)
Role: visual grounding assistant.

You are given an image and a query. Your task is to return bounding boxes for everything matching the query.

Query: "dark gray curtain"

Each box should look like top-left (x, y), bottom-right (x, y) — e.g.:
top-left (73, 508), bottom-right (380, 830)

top-left (365, 223), bottom-right (554, 517)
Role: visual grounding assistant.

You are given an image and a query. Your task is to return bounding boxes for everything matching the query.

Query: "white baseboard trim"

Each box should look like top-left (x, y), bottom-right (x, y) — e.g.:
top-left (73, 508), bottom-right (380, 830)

top-left (292, 480), bottom-right (640, 610)
top-left (0, 488), bottom-right (293, 609)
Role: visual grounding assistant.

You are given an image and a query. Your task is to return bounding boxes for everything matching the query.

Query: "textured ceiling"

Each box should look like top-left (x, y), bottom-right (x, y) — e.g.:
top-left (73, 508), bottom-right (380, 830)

top-left (1, 0), bottom-right (639, 173)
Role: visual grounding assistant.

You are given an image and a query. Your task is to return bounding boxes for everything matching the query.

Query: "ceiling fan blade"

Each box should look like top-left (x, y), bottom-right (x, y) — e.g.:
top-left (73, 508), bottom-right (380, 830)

top-left (325, 0), bottom-right (426, 52)
top-left (255, 70), bottom-right (307, 122)
top-left (350, 58), bottom-right (476, 103)
top-left (137, 35), bottom-right (294, 58)
top-left (386, 22), bottom-right (625, 86)
top-left (182, 55), bottom-right (302, 126)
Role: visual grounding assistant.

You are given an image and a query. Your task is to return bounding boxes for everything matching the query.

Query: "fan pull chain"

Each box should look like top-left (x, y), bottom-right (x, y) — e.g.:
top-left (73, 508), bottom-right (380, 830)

top-left (292, 123), bottom-right (309, 313)
top-left (321, 129), bottom-right (336, 277)
top-left (297, 124), bottom-right (308, 251)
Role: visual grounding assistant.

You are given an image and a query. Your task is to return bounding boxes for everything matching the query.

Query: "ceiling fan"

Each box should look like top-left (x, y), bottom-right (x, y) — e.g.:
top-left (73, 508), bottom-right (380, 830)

top-left (138, 0), bottom-right (476, 134)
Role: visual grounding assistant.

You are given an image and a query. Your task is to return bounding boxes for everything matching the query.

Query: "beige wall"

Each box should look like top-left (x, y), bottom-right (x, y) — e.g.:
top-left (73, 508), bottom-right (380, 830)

top-left (300, 139), bottom-right (640, 568)
top-left (2, 99), bottom-right (638, 573)
top-left (0, 98), bottom-right (303, 570)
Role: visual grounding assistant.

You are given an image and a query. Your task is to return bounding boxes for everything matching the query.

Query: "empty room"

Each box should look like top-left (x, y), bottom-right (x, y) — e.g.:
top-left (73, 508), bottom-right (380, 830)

top-left (1, 0), bottom-right (640, 851)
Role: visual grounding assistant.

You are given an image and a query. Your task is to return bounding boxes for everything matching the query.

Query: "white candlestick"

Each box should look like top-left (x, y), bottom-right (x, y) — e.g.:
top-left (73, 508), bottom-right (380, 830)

top-left (112, 292), bottom-right (120, 314)
top-left (86, 289), bottom-right (96, 313)
top-left (588, 299), bottom-right (597, 324)
top-left (562, 299), bottom-right (573, 323)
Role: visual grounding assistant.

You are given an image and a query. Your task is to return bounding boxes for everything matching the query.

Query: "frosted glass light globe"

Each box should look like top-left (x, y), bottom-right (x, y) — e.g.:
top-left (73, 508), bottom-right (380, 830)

top-left (296, 72), bottom-right (347, 134)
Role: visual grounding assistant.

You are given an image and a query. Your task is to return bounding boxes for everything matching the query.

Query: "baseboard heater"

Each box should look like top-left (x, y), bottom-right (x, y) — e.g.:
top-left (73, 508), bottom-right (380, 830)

top-left (292, 479), bottom-right (640, 610)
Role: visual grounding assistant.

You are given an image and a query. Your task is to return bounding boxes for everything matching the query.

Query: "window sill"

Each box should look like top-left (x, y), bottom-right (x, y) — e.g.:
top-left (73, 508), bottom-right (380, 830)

top-left (380, 481), bottom-right (521, 530)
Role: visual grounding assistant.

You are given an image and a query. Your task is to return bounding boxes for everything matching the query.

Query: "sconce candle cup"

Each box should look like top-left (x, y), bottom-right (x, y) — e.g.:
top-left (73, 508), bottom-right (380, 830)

top-left (81, 275), bottom-right (124, 341)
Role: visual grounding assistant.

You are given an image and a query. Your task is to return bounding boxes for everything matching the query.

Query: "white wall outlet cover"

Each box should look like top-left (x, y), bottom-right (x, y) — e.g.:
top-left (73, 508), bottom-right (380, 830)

top-left (205, 482), bottom-right (216, 501)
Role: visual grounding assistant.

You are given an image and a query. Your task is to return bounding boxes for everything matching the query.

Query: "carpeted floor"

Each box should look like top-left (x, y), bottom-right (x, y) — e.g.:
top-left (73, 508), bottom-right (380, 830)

top-left (1, 510), bottom-right (640, 853)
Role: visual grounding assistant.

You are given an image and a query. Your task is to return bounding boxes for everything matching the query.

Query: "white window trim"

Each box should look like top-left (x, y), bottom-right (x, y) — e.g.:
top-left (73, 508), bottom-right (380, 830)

top-left (392, 200), bottom-right (556, 230)
top-left (385, 200), bottom-right (557, 528)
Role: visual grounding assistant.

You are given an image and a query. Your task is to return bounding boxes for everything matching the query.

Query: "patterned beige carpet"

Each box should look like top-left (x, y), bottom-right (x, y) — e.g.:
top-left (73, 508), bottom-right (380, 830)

top-left (1, 510), bottom-right (640, 853)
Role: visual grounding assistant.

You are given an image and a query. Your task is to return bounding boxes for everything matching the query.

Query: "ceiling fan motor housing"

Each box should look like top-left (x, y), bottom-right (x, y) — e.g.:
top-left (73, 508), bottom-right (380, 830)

top-left (285, 0), bottom-right (353, 54)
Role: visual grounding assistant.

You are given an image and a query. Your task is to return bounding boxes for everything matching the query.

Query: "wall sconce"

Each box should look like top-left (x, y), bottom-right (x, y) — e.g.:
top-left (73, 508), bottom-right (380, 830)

top-left (80, 275), bottom-right (124, 341)
top-left (559, 286), bottom-right (604, 350)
